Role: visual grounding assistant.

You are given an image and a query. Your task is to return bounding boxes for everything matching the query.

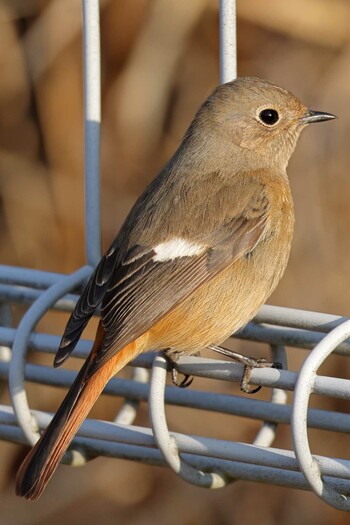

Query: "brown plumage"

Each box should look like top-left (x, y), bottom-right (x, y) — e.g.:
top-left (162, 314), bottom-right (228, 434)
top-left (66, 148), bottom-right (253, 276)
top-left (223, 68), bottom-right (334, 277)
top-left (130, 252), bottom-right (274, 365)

top-left (15, 77), bottom-right (336, 500)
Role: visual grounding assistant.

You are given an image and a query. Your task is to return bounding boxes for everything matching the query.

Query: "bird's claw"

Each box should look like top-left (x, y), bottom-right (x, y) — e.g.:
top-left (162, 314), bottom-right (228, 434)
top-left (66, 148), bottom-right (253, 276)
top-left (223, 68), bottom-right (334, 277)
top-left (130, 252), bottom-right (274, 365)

top-left (165, 351), bottom-right (195, 388)
top-left (240, 357), bottom-right (281, 394)
top-left (208, 344), bottom-right (281, 394)
top-left (171, 367), bottom-right (194, 388)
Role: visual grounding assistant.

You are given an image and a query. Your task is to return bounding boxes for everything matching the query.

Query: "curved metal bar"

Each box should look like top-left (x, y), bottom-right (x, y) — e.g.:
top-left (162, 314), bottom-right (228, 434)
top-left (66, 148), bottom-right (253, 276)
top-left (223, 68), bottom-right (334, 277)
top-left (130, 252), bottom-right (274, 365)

top-left (149, 353), bottom-right (227, 488)
top-left (292, 319), bottom-right (350, 511)
top-left (114, 367), bottom-right (149, 425)
top-left (9, 266), bottom-right (92, 445)
top-left (253, 345), bottom-right (288, 447)
top-left (149, 355), bottom-right (228, 488)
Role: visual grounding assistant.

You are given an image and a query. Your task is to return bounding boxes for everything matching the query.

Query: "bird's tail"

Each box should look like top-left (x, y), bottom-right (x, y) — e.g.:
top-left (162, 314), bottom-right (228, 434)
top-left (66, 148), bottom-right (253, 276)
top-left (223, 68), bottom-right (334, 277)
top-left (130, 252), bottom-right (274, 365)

top-left (16, 324), bottom-right (144, 501)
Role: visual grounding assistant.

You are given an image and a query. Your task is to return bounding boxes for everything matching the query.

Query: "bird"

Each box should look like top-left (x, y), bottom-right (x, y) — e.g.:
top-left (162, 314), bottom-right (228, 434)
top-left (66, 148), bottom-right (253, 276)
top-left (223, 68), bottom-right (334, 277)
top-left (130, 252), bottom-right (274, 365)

top-left (15, 77), bottom-right (336, 500)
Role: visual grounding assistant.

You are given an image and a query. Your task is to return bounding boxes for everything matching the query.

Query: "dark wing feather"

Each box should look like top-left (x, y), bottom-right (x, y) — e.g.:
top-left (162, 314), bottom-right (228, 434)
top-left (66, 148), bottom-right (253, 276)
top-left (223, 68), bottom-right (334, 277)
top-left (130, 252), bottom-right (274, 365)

top-left (54, 241), bottom-right (121, 366)
top-left (54, 242), bottom-right (155, 367)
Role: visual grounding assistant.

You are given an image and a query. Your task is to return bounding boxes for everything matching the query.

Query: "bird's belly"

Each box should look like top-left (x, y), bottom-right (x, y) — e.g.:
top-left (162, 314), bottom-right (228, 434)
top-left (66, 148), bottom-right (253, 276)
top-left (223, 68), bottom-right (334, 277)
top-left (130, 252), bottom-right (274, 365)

top-left (148, 233), bottom-right (291, 354)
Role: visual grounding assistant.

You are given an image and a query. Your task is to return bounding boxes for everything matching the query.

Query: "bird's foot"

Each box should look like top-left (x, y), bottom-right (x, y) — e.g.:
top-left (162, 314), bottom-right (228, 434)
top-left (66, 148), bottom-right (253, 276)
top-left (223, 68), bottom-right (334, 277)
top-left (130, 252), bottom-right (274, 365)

top-left (208, 344), bottom-right (281, 394)
top-left (164, 350), bottom-right (197, 388)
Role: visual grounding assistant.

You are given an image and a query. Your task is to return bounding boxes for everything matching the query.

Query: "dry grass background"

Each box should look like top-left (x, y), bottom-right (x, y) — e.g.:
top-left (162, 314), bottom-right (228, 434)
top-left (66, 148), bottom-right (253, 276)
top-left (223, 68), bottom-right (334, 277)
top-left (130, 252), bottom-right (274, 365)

top-left (0, 0), bottom-right (350, 523)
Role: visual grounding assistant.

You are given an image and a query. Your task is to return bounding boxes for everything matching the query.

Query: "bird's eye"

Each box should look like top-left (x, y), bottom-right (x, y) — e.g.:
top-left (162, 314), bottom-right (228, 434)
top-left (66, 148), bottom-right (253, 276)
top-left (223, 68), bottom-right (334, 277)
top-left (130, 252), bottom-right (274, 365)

top-left (258, 109), bottom-right (279, 126)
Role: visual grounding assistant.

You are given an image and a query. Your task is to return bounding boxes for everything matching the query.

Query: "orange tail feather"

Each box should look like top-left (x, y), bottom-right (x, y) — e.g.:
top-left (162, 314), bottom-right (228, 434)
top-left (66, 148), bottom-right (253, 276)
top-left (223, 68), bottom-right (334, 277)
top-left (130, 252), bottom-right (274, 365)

top-left (16, 329), bottom-right (145, 501)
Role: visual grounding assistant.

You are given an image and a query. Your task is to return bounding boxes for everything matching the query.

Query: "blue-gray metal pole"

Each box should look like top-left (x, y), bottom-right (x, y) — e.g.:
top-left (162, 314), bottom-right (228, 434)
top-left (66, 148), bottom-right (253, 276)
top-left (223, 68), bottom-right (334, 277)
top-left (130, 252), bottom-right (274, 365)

top-left (83, 0), bottom-right (102, 267)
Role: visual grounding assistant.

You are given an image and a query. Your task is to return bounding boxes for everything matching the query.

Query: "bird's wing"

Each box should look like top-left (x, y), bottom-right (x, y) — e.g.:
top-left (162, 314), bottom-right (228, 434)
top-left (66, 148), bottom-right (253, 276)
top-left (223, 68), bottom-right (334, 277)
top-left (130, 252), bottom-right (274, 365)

top-left (54, 238), bottom-right (122, 366)
top-left (55, 174), bottom-right (270, 373)
top-left (90, 215), bottom-right (267, 375)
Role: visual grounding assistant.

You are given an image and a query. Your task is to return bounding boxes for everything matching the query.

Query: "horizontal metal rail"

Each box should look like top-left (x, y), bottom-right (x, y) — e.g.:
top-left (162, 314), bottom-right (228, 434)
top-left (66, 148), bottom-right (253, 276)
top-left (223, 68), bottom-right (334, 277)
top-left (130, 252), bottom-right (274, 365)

top-left (2, 406), bottom-right (350, 493)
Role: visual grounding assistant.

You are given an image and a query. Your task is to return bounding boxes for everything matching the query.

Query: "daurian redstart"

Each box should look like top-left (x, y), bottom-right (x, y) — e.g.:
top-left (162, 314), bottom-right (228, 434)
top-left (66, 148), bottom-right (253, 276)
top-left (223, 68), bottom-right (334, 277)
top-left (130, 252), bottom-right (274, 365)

top-left (16, 77), bottom-right (335, 499)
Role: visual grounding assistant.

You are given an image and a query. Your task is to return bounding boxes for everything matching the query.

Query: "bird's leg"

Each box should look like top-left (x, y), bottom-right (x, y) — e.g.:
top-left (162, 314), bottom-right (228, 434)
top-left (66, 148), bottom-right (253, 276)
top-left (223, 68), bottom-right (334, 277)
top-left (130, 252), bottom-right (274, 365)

top-left (208, 344), bottom-right (281, 394)
top-left (164, 350), bottom-right (197, 388)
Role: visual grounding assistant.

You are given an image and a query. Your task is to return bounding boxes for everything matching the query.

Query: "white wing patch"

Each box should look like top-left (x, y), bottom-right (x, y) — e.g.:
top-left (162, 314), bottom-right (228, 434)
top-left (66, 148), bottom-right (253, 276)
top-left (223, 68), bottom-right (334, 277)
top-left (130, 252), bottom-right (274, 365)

top-left (153, 238), bottom-right (205, 262)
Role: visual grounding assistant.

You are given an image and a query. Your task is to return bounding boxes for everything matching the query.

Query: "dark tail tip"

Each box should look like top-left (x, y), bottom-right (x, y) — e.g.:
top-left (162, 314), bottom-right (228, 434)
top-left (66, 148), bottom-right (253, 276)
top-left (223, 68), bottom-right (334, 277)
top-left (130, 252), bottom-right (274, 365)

top-left (16, 452), bottom-right (42, 501)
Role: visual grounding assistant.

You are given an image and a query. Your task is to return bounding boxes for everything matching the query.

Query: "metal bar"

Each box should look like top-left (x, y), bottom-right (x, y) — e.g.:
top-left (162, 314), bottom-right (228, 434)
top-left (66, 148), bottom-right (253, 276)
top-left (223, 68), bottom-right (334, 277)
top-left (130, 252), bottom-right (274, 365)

top-left (219, 0), bottom-right (237, 83)
top-left (0, 284), bottom-right (78, 312)
top-left (3, 318), bottom-right (350, 359)
top-left (2, 329), bottom-right (350, 401)
top-left (149, 353), bottom-right (227, 488)
top-left (238, 323), bottom-right (350, 354)
top-left (3, 360), bottom-right (350, 434)
top-left (113, 367), bottom-right (149, 425)
top-left (0, 265), bottom-right (65, 289)
top-left (252, 345), bottom-right (288, 447)
top-left (83, 0), bottom-right (102, 266)
top-left (0, 326), bottom-right (92, 356)
top-left (3, 407), bottom-right (350, 492)
top-left (257, 305), bottom-right (350, 333)
top-left (8, 267), bottom-right (92, 445)
top-left (2, 322), bottom-right (350, 400)
top-left (292, 320), bottom-right (350, 510)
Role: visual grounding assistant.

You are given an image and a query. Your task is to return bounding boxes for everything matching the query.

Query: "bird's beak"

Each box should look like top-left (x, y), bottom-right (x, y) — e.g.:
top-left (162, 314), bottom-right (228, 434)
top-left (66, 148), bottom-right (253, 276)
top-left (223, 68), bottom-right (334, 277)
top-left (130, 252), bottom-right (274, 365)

top-left (300, 109), bottom-right (337, 124)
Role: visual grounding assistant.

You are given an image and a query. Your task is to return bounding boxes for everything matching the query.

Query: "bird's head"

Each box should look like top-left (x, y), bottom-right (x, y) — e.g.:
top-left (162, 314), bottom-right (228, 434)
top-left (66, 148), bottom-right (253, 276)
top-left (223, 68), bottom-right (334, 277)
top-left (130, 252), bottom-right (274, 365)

top-left (194, 77), bottom-right (336, 171)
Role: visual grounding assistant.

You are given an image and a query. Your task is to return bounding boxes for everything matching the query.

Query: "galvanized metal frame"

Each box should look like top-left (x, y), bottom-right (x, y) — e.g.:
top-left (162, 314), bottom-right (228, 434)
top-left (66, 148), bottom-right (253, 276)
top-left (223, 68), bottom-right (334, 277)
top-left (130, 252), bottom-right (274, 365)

top-left (1, 0), bottom-right (350, 511)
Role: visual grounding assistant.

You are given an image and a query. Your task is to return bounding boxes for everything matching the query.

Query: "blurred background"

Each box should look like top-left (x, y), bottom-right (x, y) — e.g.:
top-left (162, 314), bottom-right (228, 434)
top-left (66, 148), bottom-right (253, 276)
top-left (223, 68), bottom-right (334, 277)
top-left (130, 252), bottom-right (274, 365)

top-left (0, 0), bottom-right (350, 523)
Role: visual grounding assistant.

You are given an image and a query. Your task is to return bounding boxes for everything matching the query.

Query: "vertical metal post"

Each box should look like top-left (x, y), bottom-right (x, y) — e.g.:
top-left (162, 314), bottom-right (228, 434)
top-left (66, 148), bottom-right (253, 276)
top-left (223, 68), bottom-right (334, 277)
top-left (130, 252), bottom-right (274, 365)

top-left (219, 0), bottom-right (237, 84)
top-left (82, 0), bottom-right (102, 267)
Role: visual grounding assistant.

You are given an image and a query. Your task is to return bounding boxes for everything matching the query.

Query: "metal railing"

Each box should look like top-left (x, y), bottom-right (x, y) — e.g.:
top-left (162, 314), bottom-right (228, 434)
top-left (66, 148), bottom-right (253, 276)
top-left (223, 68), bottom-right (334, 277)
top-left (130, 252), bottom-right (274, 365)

top-left (1, 0), bottom-right (350, 511)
